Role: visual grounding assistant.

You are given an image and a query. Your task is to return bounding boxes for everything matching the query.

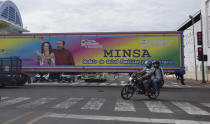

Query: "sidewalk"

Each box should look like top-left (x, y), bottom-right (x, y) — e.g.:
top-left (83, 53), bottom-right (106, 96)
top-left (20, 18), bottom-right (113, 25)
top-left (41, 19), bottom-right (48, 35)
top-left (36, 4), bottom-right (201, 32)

top-left (165, 76), bottom-right (210, 88)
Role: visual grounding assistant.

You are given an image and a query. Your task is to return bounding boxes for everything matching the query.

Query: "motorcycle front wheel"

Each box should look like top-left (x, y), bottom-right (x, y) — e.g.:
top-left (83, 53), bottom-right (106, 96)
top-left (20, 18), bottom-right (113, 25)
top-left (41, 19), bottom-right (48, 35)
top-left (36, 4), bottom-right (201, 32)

top-left (121, 85), bottom-right (134, 100)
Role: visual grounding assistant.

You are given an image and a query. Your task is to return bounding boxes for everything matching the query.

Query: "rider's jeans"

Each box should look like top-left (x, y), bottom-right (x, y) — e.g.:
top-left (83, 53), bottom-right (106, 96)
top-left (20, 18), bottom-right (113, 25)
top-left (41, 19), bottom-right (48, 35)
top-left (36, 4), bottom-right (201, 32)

top-left (152, 78), bottom-right (160, 91)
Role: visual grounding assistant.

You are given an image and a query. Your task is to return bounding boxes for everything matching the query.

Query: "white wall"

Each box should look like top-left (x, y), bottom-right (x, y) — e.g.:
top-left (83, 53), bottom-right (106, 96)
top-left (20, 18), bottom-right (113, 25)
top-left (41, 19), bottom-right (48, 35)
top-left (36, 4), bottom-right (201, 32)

top-left (201, 0), bottom-right (210, 81)
top-left (183, 19), bottom-right (210, 81)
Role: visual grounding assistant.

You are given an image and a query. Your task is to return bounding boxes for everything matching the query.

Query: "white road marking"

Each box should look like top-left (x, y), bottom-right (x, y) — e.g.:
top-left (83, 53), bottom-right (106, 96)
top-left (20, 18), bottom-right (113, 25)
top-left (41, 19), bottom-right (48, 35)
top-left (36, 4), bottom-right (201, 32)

top-left (115, 99), bottom-right (136, 112)
top-left (0, 97), bottom-right (30, 108)
top-left (163, 84), bottom-right (170, 87)
top-left (110, 83), bottom-right (118, 86)
top-left (144, 101), bottom-right (173, 113)
top-left (1, 97), bottom-right (9, 100)
top-left (81, 98), bottom-right (106, 110)
top-left (89, 83), bottom-right (97, 86)
top-left (171, 82), bottom-right (178, 85)
top-left (201, 103), bottom-right (210, 108)
top-left (79, 83), bottom-right (89, 86)
top-left (47, 113), bottom-right (210, 124)
top-left (17, 98), bottom-right (56, 108)
top-left (120, 81), bottom-right (125, 83)
top-left (173, 85), bottom-right (181, 87)
top-left (71, 82), bottom-right (80, 86)
top-left (172, 102), bottom-right (210, 115)
top-left (53, 98), bottom-right (83, 109)
top-left (99, 83), bottom-right (108, 86)
top-left (183, 85), bottom-right (192, 88)
top-left (120, 81), bottom-right (126, 86)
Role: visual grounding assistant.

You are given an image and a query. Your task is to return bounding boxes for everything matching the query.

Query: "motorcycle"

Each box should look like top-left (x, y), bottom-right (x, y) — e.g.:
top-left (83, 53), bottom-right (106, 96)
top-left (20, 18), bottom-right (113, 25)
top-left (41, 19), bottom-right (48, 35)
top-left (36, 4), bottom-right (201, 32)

top-left (121, 73), bottom-right (160, 100)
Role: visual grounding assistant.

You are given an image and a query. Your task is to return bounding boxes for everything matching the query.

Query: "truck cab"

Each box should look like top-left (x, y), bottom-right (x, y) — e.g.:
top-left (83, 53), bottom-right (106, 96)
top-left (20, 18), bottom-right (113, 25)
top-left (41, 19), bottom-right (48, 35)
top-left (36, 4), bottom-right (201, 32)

top-left (0, 57), bottom-right (29, 87)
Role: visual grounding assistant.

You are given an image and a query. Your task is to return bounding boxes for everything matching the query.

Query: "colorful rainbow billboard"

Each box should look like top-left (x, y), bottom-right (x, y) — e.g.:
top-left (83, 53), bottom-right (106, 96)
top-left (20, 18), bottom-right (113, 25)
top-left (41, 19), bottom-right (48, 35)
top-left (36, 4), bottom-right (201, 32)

top-left (0, 32), bottom-right (184, 72)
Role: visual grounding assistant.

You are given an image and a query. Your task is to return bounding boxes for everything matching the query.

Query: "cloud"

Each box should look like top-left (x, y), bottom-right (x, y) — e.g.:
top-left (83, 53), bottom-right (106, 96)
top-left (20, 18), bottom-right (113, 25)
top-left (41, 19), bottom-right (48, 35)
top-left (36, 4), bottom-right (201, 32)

top-left (12, 0), bottom-right (201, 33)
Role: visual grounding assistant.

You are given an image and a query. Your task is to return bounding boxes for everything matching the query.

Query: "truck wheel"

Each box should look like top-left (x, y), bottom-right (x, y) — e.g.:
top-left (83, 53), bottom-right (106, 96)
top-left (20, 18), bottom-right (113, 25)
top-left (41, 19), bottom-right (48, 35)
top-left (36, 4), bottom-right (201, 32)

top-left (18, 83), bottom-right (25, 86)
top-left (72, 78), bottom-right (75, 82)
top-left (17, 79), bottom-right (26, 86)
top-left (85, 79), bottom-right (90, 82)
top-left (27, 77), bottom-right (32, 84)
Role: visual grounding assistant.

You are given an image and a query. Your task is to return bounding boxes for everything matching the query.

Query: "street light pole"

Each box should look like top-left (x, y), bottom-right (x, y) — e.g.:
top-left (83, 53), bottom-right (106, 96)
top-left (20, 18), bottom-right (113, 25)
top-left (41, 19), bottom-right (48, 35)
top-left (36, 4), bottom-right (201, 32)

top-left (189, 15), bottom-right (198, 80)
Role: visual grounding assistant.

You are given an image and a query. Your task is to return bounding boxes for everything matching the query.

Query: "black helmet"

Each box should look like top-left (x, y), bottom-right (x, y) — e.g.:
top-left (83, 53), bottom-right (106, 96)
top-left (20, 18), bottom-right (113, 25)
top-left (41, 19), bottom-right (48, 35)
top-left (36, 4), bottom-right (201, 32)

top-left (153, 61), bottom-right (160, 66)
top-left (145, 60), bottom-right (152, 68)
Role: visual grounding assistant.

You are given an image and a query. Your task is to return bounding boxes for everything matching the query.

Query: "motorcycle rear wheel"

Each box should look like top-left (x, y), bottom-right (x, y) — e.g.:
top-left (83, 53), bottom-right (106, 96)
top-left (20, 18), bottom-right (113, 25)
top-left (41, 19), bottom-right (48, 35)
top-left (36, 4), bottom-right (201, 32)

top-left (148, 88), bottom-right (160, 99)
top-left (121, 85), bottom-right (134, 100)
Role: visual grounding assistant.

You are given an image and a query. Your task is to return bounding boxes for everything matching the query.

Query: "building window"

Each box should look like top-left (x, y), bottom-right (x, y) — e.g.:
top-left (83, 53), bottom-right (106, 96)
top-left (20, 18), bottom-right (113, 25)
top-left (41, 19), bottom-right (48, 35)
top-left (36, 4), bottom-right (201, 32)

top-left (1, 7), bottom-right (8, 19)
top-left (8, 6), bottom-right (15, 22)
top-left (15, 12), bottom-right (21, 26)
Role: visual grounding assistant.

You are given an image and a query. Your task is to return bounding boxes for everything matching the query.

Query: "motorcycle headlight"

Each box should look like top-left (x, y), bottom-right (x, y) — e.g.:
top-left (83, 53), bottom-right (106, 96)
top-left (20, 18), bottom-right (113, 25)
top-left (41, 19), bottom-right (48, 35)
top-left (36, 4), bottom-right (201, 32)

top-left (129, 77), bottom-right (133, 81)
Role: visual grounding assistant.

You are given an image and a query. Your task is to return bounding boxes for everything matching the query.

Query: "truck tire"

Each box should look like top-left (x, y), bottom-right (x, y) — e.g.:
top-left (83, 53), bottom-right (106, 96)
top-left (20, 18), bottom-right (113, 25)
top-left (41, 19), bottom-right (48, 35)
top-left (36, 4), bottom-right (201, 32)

top-left (85, 79), bottom-right (90, 82)
top-left (18, 82), bottom-right (25, 86)
top-left (28, 78), bottom-right (31, 84)
top-left (17, 79), bottom-right (26, 86)
top-left (17, 75), bottom-right (27, 86)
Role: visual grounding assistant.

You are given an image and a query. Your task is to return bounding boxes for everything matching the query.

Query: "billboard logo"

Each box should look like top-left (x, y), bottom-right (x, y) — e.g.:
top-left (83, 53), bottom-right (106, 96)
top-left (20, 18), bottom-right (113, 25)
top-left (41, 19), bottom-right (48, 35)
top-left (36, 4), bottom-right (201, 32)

top-left (141, 40), bottom-right (173, 47)
top-left (81, 40), bottom-right (102, 48)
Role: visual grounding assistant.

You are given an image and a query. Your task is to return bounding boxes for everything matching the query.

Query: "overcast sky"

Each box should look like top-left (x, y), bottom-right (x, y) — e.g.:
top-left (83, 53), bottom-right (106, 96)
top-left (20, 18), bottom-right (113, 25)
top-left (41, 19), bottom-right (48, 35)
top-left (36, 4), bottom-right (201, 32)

top-left (12, 0), bottom-right (201, 33)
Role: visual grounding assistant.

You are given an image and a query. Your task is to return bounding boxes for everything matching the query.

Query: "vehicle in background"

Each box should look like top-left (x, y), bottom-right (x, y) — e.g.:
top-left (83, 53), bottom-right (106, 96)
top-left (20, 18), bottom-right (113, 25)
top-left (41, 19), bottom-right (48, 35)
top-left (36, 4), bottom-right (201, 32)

top-left (33, 73), bottom-right (76, 83)
top-left (60, 73), bottom-right (75, 83)
top-left (33, 73), bottom-right (49, 83)
top-left (81, 73), bottom-right (107, 82)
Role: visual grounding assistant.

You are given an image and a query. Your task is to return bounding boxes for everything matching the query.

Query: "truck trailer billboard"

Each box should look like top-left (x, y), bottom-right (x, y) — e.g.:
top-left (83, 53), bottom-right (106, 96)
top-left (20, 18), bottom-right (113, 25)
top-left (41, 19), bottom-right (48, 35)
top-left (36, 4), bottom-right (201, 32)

top-left (0, 32), bottom-right (183, 72)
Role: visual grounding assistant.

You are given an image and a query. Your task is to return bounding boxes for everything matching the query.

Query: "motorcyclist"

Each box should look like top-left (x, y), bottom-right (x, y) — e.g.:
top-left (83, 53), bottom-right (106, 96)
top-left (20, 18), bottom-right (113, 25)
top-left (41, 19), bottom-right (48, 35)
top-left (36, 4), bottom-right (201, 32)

top-left (151, 61), bottom-right (164, 91)
top-left (137, 60), bottom-right (154, 95)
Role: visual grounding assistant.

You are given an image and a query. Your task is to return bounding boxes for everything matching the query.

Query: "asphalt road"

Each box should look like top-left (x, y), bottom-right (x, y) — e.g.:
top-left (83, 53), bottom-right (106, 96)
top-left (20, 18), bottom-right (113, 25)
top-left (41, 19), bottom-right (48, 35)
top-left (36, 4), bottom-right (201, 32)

top-left (0, 76), bottom-right (210, 124)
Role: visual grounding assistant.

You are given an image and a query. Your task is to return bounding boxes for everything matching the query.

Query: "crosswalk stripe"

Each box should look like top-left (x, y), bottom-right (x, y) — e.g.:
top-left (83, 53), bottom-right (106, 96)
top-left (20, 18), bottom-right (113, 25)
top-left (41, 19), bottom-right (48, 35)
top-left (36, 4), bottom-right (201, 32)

top-left (53, 98), bottom-right (83, 109)
top-left (163, 84), bottom-right (170, 87)
top-left (120, 81), bottom-right (126, 86)
top-left (115, 99), bottom-right (136, 112)
top-left (172, 85), bottom-right (181, 87)
top-left (89, 83), bottom-right (97, 86)
top-left (110, 83), bottom-right (118, 86)
top-left (201, 103), bottom-right (210, 108)
top-left (183, 85), bottom-right (192, 88)
top-left (1, 97), bottom-right (9, 100)
top-left (70, 82), bottom-right (80, 86)
top-left (79, 83), bottom-right (89, 86)
top-left (171, 82), bottom-right (178, 85)
top-left (17, 98), bottom-right (56, 108)
top-left (81, 98), bottom-right (106, 110)
top-left (144, 101), bottom-right (173, 113)
top-left (172, 102), bottom-right (210, 115)
top-left (99, 83), bottom-right (108, 86)
top-left (0, 97), bottom-right (30, 108)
